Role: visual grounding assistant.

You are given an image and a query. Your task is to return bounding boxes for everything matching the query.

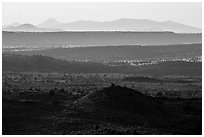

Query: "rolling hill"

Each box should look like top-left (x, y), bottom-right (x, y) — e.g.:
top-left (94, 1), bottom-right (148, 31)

top-left (3, 54), bottom-right (201, 76)
top-left (76, 85), bottom-right (163, 114)
top-left (2, 24), bottom-right (62, 32)
top-left (8, 44), bottom-right (202, 62)
top-left (3, 24), bottom-right (40, 32)
top-left (75, 85), bottom-right (201, 134)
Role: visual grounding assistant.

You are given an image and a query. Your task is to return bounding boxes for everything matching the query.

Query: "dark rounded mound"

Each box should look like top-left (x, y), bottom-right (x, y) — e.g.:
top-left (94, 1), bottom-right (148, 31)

top-left (76, 85), bottom-right (163, 115)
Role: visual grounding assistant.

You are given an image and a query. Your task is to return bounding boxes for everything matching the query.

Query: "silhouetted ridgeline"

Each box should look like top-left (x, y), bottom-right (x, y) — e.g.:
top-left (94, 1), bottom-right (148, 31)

top-left (11, 43), bottom-right (202, 62)
top-left (36, 18), bottom-right (201, 33)
top-left (2, 31), bottom-right (201, 48)
top-left (3, 54), bottom-right (201, 76)
top-left (4, 19), bottom-right (201, 33)
top-left (3, 24), bottom-right (62, 32)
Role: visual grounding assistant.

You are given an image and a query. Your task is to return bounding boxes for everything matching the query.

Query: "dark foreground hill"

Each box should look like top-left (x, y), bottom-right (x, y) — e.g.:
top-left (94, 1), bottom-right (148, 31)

top-left (2, 31), bottom-right (201, 48)
top-left (3, 54), bottom-right (201, 76)
top-left (3, 85), bottom-right (202, 134)
top-left (75, 85), bottom-right (202, 134)
top-left (76, 85), bottom-right (164, 114)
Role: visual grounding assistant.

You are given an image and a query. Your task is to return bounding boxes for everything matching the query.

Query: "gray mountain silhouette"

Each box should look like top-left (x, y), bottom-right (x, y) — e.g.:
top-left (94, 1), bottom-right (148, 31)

top-left (37, 18), bottom-right (201, 33)
top-left (3, 23), bottom-right (62, 32)
top-left (3, 24), bottom-right (40, 32)
top-left (2, 22), bottom-right (20, 28)
top-left (3, 18), bottom-right (201, 33)
top-left (37, 18), bottom-right (61, 28)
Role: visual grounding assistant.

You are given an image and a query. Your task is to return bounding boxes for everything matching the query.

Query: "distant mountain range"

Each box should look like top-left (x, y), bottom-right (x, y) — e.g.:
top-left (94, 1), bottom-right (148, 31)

top-left (3, 18), bottom-right (202, 33)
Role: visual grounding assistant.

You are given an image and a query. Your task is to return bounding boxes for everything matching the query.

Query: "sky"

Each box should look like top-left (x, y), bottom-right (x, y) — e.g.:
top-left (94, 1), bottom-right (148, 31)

top-left (2, 2), bottom-right (202, 28)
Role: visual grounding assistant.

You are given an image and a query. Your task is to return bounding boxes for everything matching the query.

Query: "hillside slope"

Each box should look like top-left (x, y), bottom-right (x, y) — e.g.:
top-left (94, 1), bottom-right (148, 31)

top-left (3, 54), bottom-right (201, 76)
top-left (11, 44), bottom-right (202, 62)
top-left (75, 85), bottom-right (201, 134)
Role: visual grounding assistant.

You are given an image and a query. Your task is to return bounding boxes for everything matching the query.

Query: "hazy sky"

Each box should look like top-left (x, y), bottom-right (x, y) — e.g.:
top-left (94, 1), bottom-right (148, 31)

top-left (2, 2), bottom-right (202, 28)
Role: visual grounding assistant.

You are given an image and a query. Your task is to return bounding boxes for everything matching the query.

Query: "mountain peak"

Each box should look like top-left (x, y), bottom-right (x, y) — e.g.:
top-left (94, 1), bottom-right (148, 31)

top-left (45, 18), bottom-right (60, 23)
top-left (37, 18), bottom-right (61, 28)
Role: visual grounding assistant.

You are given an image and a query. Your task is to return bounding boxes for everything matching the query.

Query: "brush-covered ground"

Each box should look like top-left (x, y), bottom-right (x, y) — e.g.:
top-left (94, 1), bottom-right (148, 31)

top-left (2, 72), bottom-right (202, 135)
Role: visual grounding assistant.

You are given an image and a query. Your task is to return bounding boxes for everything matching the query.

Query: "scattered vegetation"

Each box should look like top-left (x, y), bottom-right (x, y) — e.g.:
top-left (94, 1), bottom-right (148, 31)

top-left (2, 72), bottom-right (202, 135)
top-left (3, 54), bottom-right (202, 76)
